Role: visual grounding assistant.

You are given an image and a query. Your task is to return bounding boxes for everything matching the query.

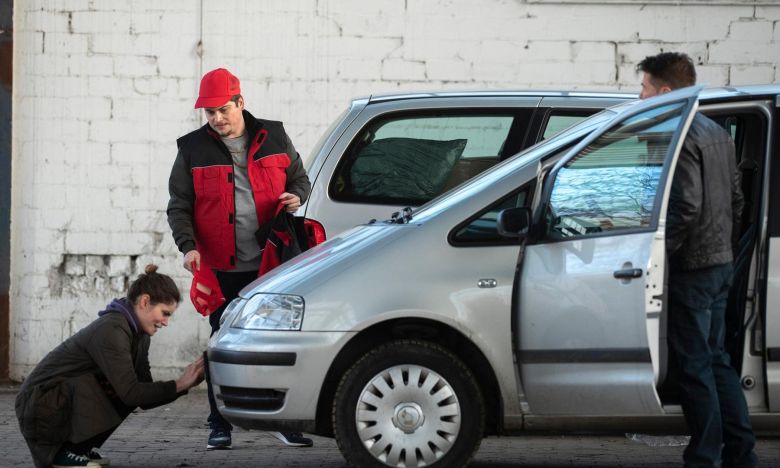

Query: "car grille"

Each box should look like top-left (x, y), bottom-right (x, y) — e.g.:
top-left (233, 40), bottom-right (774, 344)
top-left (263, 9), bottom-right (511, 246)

top-left (217, 386), bottom-right (286, 411)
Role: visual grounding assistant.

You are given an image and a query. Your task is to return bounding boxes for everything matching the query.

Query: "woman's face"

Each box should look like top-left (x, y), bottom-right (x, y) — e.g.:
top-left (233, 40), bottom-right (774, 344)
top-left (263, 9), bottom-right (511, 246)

top-left (135, 295), bottom-right (178, 336)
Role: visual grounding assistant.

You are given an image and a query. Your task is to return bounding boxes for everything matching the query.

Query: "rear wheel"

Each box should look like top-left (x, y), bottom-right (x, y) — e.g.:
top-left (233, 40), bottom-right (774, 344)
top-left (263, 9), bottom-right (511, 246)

top-left (333, 340), bottom-right (484, 468)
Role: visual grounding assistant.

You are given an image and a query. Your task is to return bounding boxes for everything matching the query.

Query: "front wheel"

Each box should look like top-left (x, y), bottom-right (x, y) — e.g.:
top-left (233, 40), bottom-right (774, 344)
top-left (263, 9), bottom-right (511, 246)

top-left (333, 340), bottom-right (484, 468)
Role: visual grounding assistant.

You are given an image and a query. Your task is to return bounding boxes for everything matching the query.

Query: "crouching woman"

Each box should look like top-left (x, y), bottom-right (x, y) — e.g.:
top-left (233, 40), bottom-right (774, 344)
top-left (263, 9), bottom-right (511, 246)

top-left (15, 265), bottom-right (205, 468)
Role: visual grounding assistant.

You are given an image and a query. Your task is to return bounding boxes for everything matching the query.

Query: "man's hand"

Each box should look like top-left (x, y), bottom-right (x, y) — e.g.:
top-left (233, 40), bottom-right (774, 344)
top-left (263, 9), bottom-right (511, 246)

top-left (184, 250), bottom-right (201, 274)
top-left (279, 192), bottom-right (301, 213)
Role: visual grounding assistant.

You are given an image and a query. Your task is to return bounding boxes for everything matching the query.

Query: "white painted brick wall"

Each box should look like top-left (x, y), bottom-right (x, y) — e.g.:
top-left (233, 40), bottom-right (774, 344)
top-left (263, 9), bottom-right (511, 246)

top-left (426, 58), bottom-right (472, 82)
top-left (10, 0), bottom-right (780, 381)
top-left (731, 65), bottom-right (776, 85)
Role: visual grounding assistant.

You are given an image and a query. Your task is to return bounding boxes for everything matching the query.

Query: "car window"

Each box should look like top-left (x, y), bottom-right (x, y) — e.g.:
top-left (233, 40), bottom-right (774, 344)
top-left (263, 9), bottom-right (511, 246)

top-left (545, 102), bottom-right (686, 240)
top-left (542, 114), bottom-right (589, 140)
top-left (372, 116), bottom-right (513, 158)
top-left (330, 113), bottom-right (517, 205)
top-left (413, 107), bottom-right (622, 224)
top-left (451, 187), bottom-right (531, 245)
top-left (726, 118), bottom-right (738, 140)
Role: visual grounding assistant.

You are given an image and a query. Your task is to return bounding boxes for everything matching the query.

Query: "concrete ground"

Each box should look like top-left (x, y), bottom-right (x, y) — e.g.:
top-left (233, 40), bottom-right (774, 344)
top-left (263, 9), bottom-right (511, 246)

top-left (1, 382), bottom-right (778, 467)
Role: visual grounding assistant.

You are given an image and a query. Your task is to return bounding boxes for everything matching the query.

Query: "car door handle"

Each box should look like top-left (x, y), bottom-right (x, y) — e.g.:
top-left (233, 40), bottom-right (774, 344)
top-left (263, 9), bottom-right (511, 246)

top-left (613, 268), bottom-right (643, 279)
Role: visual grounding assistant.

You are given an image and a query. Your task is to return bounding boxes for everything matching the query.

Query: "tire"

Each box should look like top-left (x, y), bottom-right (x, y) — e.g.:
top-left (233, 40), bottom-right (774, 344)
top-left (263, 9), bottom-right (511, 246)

top-left (333, 340), bottom-right (485, 468)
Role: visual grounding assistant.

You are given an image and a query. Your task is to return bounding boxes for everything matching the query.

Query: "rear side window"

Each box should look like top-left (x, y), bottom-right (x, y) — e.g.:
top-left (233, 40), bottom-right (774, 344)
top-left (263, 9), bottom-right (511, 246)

top-left (543, 115), bottom-right (588, 139)
top-left (330, 113), bottom-right (518, 205)
top-left (541, 110), bottom-right (598, 140)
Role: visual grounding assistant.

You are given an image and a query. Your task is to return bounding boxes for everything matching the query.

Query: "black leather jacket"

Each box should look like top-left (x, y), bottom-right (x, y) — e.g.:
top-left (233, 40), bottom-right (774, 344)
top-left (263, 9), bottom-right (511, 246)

top-left (666, 113), bottom-right (744, 271)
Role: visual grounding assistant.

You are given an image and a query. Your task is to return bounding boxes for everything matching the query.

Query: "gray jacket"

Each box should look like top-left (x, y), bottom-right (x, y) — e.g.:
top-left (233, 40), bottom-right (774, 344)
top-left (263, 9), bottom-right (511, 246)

top-left (666, 113), bottom-right (744, 271)
top-left (15, 311), bottom-right (180, 467)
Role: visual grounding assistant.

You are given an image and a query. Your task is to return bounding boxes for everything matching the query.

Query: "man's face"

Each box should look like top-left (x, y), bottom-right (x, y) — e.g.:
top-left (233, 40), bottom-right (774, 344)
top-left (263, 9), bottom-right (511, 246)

top-left (639, 72), bottom-right (671, 100)
top-left (205, 97), bottom-right (245, 138)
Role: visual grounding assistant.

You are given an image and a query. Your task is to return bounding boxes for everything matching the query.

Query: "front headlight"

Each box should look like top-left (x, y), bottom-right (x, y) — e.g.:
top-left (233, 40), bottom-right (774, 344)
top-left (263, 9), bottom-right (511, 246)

top-left (219, 297), bottom-right (244, 327)
top-left (230, 293), bottom-right (304, 330)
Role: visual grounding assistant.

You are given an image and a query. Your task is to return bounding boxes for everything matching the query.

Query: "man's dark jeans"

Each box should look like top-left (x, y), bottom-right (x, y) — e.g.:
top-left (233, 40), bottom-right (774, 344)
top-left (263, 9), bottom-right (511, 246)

top-left (206, 270), bottom-right (258, 432)
top-left (668, 263), bottom-right (758, 468)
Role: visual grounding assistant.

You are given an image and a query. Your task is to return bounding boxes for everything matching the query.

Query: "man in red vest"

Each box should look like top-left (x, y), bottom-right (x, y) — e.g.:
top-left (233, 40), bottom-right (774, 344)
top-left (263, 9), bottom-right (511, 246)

top-left (167, 68), bottom-right (312, 450)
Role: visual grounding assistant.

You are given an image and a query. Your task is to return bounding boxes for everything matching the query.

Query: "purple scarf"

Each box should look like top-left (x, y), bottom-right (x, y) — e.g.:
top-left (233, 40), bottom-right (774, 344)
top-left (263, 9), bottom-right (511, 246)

top-left (98, 297), bottom-right (141, 333)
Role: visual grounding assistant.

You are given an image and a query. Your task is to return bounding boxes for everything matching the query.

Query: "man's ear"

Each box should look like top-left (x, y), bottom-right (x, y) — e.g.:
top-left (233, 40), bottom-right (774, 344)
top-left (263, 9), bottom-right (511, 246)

top-left (660, 85), bottom-right (673, 95)
top-left (237, 96), bottom-right (245, 110)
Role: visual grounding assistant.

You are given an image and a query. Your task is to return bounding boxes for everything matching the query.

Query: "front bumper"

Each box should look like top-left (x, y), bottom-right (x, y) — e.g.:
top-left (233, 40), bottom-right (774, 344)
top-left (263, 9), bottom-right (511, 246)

top-left (207, 328), bottom-right (354, 432)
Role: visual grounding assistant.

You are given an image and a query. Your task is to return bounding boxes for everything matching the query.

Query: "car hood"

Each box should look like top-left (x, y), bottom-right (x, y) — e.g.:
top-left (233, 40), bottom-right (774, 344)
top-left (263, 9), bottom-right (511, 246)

top-left (239, 222), bottom-right (416, 298)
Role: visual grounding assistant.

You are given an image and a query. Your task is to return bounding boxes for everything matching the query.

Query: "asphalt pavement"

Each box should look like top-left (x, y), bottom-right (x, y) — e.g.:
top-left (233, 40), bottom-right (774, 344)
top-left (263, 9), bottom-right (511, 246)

top-left (1, 382), bottom-right (778, 467)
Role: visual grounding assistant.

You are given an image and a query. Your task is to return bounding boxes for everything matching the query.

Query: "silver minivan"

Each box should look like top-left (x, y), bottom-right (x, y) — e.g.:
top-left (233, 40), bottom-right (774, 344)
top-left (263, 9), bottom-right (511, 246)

top-left (208, 85), bottom-right (780, 467)
top-left (301, 90), bottom-right (632, 236)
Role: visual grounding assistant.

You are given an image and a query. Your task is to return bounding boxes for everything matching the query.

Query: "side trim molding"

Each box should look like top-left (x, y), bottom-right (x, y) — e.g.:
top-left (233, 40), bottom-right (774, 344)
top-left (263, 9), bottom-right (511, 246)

top-left (518, 348), bottom-right (652, 364)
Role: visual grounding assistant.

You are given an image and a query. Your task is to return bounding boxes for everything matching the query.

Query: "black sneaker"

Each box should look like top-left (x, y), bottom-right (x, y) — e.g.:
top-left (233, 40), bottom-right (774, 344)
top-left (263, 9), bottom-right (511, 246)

top-left (87, 450), bottom-right (110, 466)
top-left (52, 450), bottom-right (101, 467)
top-left (271, 431), bottom-right (313, 447)
top-left (207, 428), bottom-right (232, 450)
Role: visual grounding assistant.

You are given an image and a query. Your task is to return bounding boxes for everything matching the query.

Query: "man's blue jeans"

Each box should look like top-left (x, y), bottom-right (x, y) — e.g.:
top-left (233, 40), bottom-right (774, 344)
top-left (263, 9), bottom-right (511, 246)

top-left (668, 263), bottom-right (758, 468)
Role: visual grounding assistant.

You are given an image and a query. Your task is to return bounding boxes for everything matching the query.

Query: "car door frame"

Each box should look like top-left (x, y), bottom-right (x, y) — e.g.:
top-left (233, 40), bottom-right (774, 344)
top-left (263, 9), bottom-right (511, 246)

top-left (512, 86), bottom-right (703, 416)
top-left (526, 96), bottom-right (635, 145)
top-left (761, 94), bottom-right (780, 411)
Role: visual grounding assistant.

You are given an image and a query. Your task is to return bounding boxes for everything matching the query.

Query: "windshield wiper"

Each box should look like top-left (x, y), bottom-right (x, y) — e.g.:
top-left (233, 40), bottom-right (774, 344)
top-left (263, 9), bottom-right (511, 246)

top-left (389, 206), bottom-right (414, 224)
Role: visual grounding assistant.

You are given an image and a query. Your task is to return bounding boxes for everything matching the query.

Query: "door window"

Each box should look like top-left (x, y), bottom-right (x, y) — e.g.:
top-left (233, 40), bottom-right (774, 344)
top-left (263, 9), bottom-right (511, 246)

top-left (545, 102), bottom-right (686, 240)
top-left (450, 187), bottom-right (531, 245)
top-left (330, 113), bottom-right (517, 205)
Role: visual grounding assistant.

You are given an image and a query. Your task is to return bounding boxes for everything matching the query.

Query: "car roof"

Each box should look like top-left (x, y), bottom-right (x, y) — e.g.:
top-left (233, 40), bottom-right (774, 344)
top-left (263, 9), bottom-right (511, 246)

top-left (360, 84), bottom-right (780, 105)
top-left (700, 84), bottom-right (780, 101)
top-left (364, 89), bottom-right (637, 103)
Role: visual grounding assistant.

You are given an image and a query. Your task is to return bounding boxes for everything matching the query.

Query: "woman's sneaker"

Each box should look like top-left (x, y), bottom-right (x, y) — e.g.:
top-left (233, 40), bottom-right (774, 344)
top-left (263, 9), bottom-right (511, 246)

top-left (270, 431), bottom-right (313, 447)
top-left (52, 450), bottom-right (101, 467)
top-left (87, 450), bottom-right (110, 465)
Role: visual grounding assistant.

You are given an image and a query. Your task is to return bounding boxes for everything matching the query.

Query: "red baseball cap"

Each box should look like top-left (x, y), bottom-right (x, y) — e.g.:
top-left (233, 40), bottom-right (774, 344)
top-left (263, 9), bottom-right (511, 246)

top-left (194, 68), bottom-right (241, 109)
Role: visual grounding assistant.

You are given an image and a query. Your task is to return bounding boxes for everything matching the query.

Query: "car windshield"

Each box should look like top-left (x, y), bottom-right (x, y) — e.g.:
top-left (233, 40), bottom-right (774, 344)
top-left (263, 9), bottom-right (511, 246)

top-left (410, 102), bottom-right (635, 223)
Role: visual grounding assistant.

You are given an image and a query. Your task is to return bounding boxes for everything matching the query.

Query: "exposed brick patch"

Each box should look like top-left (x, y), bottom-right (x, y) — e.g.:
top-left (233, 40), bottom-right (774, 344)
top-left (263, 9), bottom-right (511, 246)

top-left (52, 254), bottom-right (137, 297)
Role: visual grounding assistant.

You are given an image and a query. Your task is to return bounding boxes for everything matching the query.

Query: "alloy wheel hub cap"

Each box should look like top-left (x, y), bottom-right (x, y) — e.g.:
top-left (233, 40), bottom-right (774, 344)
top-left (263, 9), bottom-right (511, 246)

top-left (354, 364), bottom-right (462, 467)
top-left (392, 402), bottom-right (425, 433)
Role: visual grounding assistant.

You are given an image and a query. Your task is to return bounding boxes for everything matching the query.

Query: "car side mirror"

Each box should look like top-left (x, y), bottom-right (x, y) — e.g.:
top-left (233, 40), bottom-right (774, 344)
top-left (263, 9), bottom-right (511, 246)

top-left (497, 207), bottom-right (532, 238)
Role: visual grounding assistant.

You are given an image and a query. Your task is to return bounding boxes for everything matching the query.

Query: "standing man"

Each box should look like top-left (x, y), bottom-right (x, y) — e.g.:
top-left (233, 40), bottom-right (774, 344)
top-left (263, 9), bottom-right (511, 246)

top-left (637, 52), bottom-right (757, 468)
top-left (167, 68), bottom-right (313, 450)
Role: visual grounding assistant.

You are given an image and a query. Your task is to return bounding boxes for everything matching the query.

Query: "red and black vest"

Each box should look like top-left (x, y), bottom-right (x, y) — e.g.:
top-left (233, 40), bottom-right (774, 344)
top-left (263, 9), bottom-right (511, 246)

top-left (175, 113), bottom-right (293, 271)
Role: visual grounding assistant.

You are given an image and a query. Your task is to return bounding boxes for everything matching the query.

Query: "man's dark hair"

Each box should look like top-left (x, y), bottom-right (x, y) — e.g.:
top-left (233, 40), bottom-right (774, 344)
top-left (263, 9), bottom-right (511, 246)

top-left (636, 52), bottom-right (696, 90)
top-left (230, 94), bottom-right (242, 105)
